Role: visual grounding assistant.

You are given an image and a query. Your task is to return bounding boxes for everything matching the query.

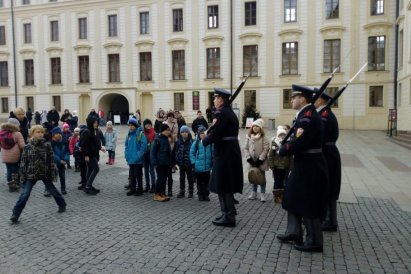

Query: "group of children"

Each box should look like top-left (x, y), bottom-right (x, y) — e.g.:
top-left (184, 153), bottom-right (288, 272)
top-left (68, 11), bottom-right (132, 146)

top-left (3, 112), bottom-right (290, 223)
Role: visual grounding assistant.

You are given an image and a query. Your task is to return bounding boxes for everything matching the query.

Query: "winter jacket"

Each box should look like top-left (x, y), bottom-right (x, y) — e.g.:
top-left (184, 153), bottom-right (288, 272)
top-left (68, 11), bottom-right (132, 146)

top-left (69, 135), bottom-right (79, 155)
top-left (124, 126), bottom-right (147, 165)
top-left (144, 127), bottom-right (156, 157)
top-left (268, 137), bottom-right (292, 170)
top-left (175, 134), bottom-right (193, 167)
top-left (164, 119), bottom-right (179, 141)
top-left (79, 116), bottom-right (102, 158)
top-left (47, 110), bottom-right (60, 126)
top-left (9, 112), bottom-right (29, 143)
top-left (104, 128), bottom-right (118, 151)
top-left (244, 133), bottom-right (269, 171)
top-left (190, 138), bottom-right (214, 173)
top-left (0, 123), bottom-right (26, 164)
top-left (61, 130), bottom-right (72, 152)
top-left (51, 139), bottom-right (70, 167)
top-left (150, 133), bottom-right (172, 166)
top-left (19, 138), bottom-right (57, 182)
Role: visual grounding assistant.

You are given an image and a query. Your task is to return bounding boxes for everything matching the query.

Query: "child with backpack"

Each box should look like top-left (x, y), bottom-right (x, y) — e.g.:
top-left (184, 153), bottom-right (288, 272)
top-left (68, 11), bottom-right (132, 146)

top-left (69, 127), bottom-right (81, 172)
top-left (104, 121), bottom-right (118, 165)
top-left (0, 118), bottom-right (26, 192)
top-left (190, 125), bottom-right (213, 201)
top-left (10, 125), bottom-right (67, 224)
top-left (176, 125), bottom-right (194, 198)
top-left (50, 127), bottom-right (70, 195)
top-left (268, 125), bottom-right (292, 204)
top-left (124, 118), bottom-right (147, 196)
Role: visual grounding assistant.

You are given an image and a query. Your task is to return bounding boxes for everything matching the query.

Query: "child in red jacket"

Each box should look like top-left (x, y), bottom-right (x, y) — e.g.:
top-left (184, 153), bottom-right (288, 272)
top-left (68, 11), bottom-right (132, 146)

top-left (69, 128), bottom-right (80, 172)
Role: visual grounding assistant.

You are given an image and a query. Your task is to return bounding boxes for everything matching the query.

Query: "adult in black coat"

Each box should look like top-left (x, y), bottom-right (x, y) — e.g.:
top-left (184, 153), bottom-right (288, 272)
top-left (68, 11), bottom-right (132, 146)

top-left (26, 108), bottom-right (33, 127)
top-left (277, 85), bottom-right (328, 253)
top-left (60, 109), bottom-right (72, 125)
top-left (79, 115), bottom-right (105, 195)
top-left (47, 107), bottom-right (60, 128)
top-left (191, 110), bottom-right (209, 135)
top-left (202, 88), bottom-right (243, 227)
top-left (315, 93), bottom-right (341, 232)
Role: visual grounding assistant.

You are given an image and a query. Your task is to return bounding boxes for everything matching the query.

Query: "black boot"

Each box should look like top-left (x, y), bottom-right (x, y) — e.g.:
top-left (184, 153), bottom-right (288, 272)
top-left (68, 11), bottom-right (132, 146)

top-left (295, 218), bottom-right (323, 252)
top-left (322, 200), bottom-right (338, 232)
top-left (188, 191), bottom-right (193, 198)
top-left (127, 189), bottom-right (136, 196)
top-left (177, 190), bottom-right (185, 198)
top-left (212, 194), bottom-right (236, 227)
top-left (277, 212), bottom-right (303, 244)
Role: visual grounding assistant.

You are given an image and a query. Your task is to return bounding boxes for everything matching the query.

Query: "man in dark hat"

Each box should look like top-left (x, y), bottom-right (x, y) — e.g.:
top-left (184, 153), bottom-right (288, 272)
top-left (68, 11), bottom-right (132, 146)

top-left (276, 84), bottom-right (328, 252)
top-left (202, 88), bottom-right (243, 227)
top-left (314, 92), bottom-right (341, 232)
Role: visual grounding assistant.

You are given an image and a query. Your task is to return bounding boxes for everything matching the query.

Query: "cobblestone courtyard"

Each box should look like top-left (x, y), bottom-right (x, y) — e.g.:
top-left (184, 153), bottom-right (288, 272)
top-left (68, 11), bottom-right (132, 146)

top-left (0, 128), bottom-right (410, 273)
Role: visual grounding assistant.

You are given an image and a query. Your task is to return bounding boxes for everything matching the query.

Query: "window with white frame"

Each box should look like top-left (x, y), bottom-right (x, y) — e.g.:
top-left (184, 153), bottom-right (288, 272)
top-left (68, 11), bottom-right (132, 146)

top-left (284, 0), bottom-right (297, 23)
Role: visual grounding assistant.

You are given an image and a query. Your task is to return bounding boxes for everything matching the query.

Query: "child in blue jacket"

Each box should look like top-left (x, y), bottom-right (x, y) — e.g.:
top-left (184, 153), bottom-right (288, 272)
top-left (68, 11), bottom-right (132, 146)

top-left (176, 126), bottom-right (194, 198)
top-left (124, 118), bottom-right (147, 196)
top-left (50, 127), bottom-right (70, 195)
top-left (190, 125), bottom-right (213, 201)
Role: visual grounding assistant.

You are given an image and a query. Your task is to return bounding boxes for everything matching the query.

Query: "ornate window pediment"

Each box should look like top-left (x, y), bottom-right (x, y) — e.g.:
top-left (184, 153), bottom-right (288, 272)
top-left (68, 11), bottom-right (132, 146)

top-left (103, 42), bottom-right (123, 53)
top-left (239, 32), bottom-right (262, 45)
top-left (135, 39), bottom-right (155, 51)
top-left (167, 38), bottom-right (188, 49)
top-left (278, 28), bottom-right (303, 40)
top-left (74, 44), bottom-right (92, 55)
top-left (363, 22), bottom-right (393, 34)
top-left (202, 35), bottom-right (224, 47)
top-left (46, 46), bottom-right (63, 57)
top-left (19, 48), bottom-right (36, 59)
top-left (320, 25), bottom-right (346, 37)
top-left (0, 51), bottom-right (10, 61)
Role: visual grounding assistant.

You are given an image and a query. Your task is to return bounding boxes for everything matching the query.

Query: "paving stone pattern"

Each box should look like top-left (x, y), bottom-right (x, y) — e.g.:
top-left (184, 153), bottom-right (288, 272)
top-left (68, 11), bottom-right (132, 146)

top-left (0, 166), bottom-right (410, 273)
top-left (1, 128), bottom-right (411, 273)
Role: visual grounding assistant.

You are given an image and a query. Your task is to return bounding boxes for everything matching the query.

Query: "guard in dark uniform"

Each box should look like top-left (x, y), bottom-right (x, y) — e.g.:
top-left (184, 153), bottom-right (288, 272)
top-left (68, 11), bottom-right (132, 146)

top-left (314, 92), bottom-right (341, 232)
top-left (276, 85), bottom-right (329, 252)
top-left (202, 88), bottom-right (244, 227)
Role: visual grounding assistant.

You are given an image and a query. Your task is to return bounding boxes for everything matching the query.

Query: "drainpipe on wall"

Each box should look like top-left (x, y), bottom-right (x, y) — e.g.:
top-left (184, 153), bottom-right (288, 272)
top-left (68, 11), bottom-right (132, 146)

top-left (10, 0), bottom-right (18, 107)
top-left (392, 0), bottom-right (399, 136)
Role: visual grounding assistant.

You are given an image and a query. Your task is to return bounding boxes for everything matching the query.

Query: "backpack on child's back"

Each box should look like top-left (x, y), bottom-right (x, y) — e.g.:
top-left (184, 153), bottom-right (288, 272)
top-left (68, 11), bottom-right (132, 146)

top-left (0, 130), bottom-right (16, 150)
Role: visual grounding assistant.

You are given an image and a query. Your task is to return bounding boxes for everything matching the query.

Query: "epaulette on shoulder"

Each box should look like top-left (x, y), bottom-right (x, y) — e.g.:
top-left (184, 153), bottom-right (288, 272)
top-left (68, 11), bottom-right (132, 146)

top-left (304, 110), bottom-right (313, 117)
top-left (321, 110), bottom-right (329, 117)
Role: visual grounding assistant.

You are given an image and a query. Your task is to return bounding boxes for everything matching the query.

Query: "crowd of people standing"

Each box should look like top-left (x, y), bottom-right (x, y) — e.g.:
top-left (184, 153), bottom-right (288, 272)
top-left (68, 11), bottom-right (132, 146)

top-left (1, 86), bottom-right (342, 255)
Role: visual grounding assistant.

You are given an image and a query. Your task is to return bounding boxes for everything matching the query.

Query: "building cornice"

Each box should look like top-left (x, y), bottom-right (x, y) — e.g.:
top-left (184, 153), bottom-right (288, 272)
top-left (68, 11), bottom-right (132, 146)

top-left (135, 40), bottom-right (155, 46)
top-left (167, 38), bottom-right (189, 45)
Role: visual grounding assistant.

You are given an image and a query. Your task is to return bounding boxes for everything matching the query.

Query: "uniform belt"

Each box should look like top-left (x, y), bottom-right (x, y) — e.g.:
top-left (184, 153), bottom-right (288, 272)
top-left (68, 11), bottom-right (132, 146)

top-left (302, 148), bottom-right (322, 154)
top-left (325, 142), bottom-right (336, 146)
top-left (221, 136), bottom-right (238, 141)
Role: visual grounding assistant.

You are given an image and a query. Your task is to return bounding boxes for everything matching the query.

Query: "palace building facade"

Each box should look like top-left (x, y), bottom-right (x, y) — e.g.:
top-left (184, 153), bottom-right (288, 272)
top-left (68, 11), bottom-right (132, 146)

top-left (0, 0), bottom-right (410, 130)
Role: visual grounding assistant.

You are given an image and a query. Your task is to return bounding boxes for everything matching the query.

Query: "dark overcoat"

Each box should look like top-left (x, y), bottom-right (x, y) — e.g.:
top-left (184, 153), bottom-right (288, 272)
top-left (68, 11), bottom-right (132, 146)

top-left (279, 104), bottom-right (329, 219)
top-left (202, 104), bottom-right (243, 194)
top-left (319, 106), bottom-right (341, 201)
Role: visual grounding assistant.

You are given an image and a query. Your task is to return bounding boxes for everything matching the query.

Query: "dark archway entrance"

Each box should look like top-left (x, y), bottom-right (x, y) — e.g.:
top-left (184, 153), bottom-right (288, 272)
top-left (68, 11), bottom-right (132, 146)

top-left (99, 93), bottom-right (130, 125)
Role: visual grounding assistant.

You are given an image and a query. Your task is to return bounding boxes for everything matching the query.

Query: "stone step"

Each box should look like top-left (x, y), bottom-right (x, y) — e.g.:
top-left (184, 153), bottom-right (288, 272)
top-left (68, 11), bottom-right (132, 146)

top-left (391, 138), bottom-right (411, 150)
top-left (392, 134), bottom-right (411, 145)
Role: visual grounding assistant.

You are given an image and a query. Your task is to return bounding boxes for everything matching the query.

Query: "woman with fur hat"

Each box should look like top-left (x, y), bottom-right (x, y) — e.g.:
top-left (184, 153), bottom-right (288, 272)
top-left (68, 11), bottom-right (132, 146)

top-left (244, 118), bottom-right (270, 202)
top-left (268, 125), bottom-right (292, 203)
top-left (0, 118), bottom-right (26, 192)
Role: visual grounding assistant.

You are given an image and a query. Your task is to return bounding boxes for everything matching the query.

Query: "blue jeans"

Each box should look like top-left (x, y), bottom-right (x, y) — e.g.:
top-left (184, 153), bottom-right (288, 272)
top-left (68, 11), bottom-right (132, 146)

top-left (12, 180), bottom-right (66, 218)
top-left (6, 163), bottom-right (19, 182)
top-left (144, 154), bottom-right (155, 189)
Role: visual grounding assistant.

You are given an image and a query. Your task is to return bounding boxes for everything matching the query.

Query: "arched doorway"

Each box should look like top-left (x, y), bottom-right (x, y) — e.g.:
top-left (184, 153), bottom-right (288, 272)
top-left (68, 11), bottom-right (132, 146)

top-left (99, 93), bottom-right (130, 125)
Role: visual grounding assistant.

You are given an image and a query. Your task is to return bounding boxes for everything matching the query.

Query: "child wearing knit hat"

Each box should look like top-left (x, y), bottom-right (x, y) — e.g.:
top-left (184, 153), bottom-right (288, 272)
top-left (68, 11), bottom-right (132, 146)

top-left (104, 121), bottom-right (118, 165)
top-left (244, 119), bottom-right (270, 202)
top-left (267, 125), bottom-right (292, 204)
